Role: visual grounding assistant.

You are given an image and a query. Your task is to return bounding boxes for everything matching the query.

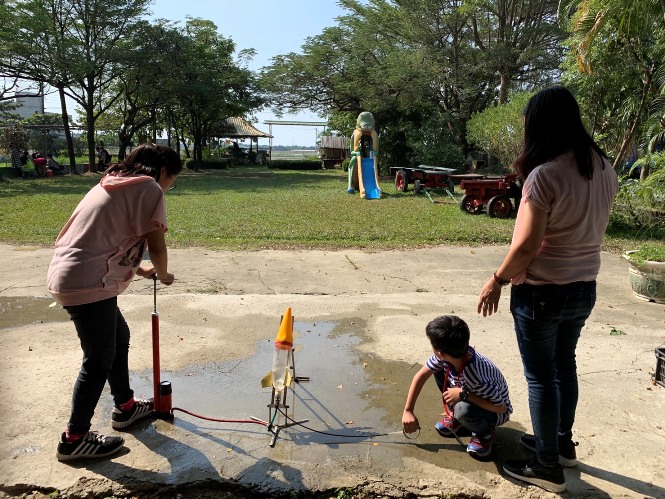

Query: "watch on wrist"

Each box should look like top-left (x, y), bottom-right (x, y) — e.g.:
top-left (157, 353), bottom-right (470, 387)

top-left (493, 272), bottom-right (510, 286)
top-left (459, 388), bottom-right (468, 402)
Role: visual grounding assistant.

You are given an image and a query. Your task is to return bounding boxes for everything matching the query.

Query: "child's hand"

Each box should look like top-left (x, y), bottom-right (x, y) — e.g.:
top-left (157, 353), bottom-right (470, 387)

top-left (402, 410), bottom-right (420, 433)
top-left (157, 272), bottom-right (175, 285)
top-left (443, 387), bottom-right (463, 406)
top-left (136, 265), bottom-right (155, 278)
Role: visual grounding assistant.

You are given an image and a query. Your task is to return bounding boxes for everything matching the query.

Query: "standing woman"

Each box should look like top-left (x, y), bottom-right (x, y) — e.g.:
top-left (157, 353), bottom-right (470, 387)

top-left (48, 143), bottom-right (182, 461)
top-left (476, 87), bottom-right (618, 492)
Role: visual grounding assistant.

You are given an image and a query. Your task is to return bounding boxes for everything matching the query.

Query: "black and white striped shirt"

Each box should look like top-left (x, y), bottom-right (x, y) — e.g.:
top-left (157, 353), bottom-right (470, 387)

top-left (426, 346), bottom-right (512, 425)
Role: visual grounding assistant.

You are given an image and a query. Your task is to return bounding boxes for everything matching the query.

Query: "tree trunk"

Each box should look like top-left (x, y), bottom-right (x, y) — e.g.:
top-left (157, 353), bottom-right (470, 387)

top-left (85, 76), bottom-right (97, 173)
top-left (58, 85), bottom-right (77, 175)
top-left (118, 128), bottom-right (131, 161)
top-left (499, 73), bottom-right (509, 104)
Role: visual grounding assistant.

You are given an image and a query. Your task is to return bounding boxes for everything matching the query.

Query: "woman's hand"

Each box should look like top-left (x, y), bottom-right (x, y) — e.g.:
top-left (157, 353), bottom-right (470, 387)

top-left (478, 277), bottom-right (502, 316)
top-left (402, 410), bottom-right (420, 434)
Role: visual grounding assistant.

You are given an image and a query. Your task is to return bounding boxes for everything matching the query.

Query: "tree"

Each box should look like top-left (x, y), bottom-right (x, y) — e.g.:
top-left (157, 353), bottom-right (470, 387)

top-left (0, 0), bottom-right (151, 172)
top-left (21, 112), bottom-right (68, 153)
top-left (0, 122), bottom-right (29, 152)
top-left (466, 0), bottom-right (565, 103)
top-left (261, 0), bottom-right (565, 169)
top-left (562, 0), bottom-right (665, 172)
top-left (0, 0), bottom-right (81, 172)
top-left (466, 91), bottom-right (532, 168)
top-left (96, 20), bottom-right (186, 159)
top-left (169, 19), bottom-right (261, 167)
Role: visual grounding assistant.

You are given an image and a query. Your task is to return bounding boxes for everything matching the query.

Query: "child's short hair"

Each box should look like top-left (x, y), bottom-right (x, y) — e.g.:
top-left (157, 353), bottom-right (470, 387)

top-left (425, 315), bottom-right (470, 359)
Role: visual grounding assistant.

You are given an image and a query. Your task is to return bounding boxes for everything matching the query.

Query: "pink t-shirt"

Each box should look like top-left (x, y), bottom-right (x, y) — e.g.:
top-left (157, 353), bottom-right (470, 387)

top-left (512, 151), bottom-right (618, 285)
top-left (47, 174), bottom-right (167, 306)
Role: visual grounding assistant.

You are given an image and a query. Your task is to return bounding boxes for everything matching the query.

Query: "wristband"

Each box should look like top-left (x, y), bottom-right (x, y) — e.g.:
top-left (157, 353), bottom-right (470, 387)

top-left (493, 272), bottom-right (510, 286)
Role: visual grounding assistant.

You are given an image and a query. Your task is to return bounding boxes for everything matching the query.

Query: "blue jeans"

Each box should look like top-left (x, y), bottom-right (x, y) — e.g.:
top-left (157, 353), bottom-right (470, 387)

top-left (64, 297), bottom-right (134, 434)
top-left (433, 372), bottom-right (497, 434)
top-left (510, 281), bottom-right (596, 466)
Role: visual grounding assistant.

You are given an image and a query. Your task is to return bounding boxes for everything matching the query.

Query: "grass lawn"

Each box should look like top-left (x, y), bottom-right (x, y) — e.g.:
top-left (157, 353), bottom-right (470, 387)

top-left (0, 166), bottom-right (657, 252)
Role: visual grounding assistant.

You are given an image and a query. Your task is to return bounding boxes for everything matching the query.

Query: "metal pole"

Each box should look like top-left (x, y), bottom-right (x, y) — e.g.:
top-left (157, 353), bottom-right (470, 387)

top-left (151, 276), bottom-right (161, 413)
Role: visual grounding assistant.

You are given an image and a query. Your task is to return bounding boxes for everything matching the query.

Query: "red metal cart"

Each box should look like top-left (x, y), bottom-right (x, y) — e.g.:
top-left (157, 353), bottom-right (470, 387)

top-left (459, 174), bottom-right (522, 218)
top-left (391, 165), bottom-right (458, 194)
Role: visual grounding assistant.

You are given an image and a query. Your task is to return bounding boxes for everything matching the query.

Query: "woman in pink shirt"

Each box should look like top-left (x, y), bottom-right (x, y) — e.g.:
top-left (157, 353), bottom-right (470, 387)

top-left (48, 143), bottom-right (182, 461)
top-left (476, 87), bottom-right (618, 492)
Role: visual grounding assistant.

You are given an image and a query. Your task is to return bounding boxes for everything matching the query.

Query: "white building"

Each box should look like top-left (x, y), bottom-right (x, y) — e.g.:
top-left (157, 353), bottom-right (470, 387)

top-left (13, 91), bottom-right (44, 119)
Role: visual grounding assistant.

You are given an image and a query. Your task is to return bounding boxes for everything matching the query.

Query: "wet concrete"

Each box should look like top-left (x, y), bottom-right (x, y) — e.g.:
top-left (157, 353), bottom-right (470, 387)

top-left (0, 296), bottom-right (68, 329)
top-left (1, 245), bottom-right (663, 498)
top-left (120, 319), bottom-right (526, 487)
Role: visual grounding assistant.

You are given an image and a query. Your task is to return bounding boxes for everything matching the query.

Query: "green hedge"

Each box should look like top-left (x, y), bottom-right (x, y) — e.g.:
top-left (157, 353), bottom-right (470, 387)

top-left (0, 166), bottom-right (21, 179)
top-left (268, 160), bottom-right (322, 170)
top-left (185, 159), bottom-right (231, 170)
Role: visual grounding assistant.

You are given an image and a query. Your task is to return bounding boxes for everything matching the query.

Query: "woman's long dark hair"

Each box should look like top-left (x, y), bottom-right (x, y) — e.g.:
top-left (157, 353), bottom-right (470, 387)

top-left (513, 86), bottom-right (608, 180)
top-left (106, 143), bottom-right (182, 181)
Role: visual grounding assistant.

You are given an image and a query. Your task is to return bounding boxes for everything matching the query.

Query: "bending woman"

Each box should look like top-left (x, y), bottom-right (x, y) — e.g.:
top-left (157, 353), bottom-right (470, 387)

top-left (48, 143), bottom-right (182, 461)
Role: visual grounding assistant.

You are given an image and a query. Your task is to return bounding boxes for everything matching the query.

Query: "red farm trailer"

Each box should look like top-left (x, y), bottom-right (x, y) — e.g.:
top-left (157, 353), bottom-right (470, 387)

top-left (390, 165), bottom-right (458, 194)
top-left (459, 173), bottom-right (522, 218)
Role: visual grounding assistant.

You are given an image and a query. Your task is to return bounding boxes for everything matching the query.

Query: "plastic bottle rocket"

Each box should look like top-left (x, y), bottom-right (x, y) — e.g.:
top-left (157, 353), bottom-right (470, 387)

top-left (261, 307), bottom-right (294, 392)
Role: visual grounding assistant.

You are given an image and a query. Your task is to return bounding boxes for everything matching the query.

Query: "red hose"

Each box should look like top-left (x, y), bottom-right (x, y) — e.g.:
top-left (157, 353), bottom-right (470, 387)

top-left (172, 407), bottom-right (268, 426)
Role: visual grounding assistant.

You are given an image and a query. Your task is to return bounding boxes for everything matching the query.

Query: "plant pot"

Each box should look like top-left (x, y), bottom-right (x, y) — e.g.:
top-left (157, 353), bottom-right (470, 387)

top-left (623, 251), bottom-right (665, 304)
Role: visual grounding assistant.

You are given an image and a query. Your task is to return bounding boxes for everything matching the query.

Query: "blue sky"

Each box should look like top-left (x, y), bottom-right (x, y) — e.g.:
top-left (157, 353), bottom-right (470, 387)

top-left (41, 1), bottom-right (347, 147)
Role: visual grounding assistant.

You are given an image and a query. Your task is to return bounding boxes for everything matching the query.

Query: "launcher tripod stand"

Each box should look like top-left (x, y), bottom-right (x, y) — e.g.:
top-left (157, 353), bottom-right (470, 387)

top-left (251, 316), bottom-right (310, 447)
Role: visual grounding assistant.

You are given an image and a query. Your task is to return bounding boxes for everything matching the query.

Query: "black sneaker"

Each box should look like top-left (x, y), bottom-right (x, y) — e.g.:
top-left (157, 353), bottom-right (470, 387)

top-left (503, 458), bottom-right (566, 493)
top-left (56, 431), bottom-right (124, 461)
top-left (520, 433), bottom-right (578, 467)
top-left (111, 398), bottom-right (154, 429)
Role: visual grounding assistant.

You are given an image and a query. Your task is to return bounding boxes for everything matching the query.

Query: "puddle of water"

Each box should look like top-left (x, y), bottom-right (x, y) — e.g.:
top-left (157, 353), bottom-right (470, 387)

top-left (0, 296), bottom-right (69, 329)
top-left (127, 319), bottom-right (524, 475)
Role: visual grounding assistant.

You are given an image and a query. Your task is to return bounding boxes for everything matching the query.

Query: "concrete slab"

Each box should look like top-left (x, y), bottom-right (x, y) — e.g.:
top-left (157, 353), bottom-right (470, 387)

top-left (0, 244), bottom-right (663, 498)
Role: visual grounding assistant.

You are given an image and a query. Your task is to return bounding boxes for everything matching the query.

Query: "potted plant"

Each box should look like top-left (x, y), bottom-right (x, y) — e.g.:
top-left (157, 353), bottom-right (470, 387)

top-left (623, 243), bottom-right (665, 304)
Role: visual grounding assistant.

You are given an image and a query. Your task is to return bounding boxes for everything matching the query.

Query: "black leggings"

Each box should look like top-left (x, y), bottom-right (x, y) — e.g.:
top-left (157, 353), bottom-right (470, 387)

top-left (64, 297), bottom-right (133, 434)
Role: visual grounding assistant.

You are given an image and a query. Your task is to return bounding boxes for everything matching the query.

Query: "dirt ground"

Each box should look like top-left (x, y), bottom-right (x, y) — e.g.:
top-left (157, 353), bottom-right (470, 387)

top-left (0, 243), bottom-right (663, 498)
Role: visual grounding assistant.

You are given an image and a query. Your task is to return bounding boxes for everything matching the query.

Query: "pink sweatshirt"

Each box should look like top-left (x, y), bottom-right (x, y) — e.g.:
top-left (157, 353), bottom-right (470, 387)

top-left (47, 174), bottom-right (167, 306)
top-left (512, 151), bottom-right (618, 285)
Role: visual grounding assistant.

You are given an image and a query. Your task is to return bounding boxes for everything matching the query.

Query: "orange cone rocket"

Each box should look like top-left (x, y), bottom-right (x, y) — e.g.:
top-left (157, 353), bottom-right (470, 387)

top-left (261, 307), bottom-right (294, 392)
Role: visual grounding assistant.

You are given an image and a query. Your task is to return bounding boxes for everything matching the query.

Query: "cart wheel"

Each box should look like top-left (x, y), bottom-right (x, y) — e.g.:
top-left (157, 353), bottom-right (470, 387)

top-left (488, 195), bottom-right (512, 218)
top-left (414, 179), bottom-right (422, 194)
top-left (395, 169), bottom-right (409, 192)
top-left (460, 194), bottom-right (483, 215)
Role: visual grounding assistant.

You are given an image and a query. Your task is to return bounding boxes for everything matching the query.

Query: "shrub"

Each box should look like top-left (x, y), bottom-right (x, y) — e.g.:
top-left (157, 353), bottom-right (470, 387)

top-left (184, 158), bottom-right (231, 170)
top-left (610, 166), bottom-right (665, 237)
top-left (268, 160), bottom-right (322, 170)
top-left (625, 243), bottom-right (665, 264)
top-left (466, 92), bottom-right (533, 168)
top-left (0, 122), bottom-right (29, 152)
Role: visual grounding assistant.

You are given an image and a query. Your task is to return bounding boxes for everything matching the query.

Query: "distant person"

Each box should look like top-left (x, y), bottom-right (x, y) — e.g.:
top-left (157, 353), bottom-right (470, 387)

top-left (402, 315), bottom-right (512, 459)
top-left (32, 153), bottom-right (47, 177)
top-left (96, 146), bottom-right (111, 172)
top-left (476, 86), bottom-right (619, 493)
top-left (46, 154), bottom-right (66, 175)
top-left (10, 147), bottom-right (22, 171)
top-left (19, 151), bottom-right (33, 178)
top-left (48, 143), bottom-right (182, 461)
top-left (20, 150), bottom-right (29, 167)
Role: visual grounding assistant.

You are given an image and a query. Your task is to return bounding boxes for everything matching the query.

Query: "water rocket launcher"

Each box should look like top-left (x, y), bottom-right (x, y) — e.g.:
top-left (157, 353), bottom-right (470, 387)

top-left (261, 307), bottom-right (294, 389)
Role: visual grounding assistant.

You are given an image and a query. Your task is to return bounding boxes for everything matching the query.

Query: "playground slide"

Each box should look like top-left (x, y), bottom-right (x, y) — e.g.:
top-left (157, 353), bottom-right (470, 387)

top-left (358, 157), bottom-right (381, 200)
